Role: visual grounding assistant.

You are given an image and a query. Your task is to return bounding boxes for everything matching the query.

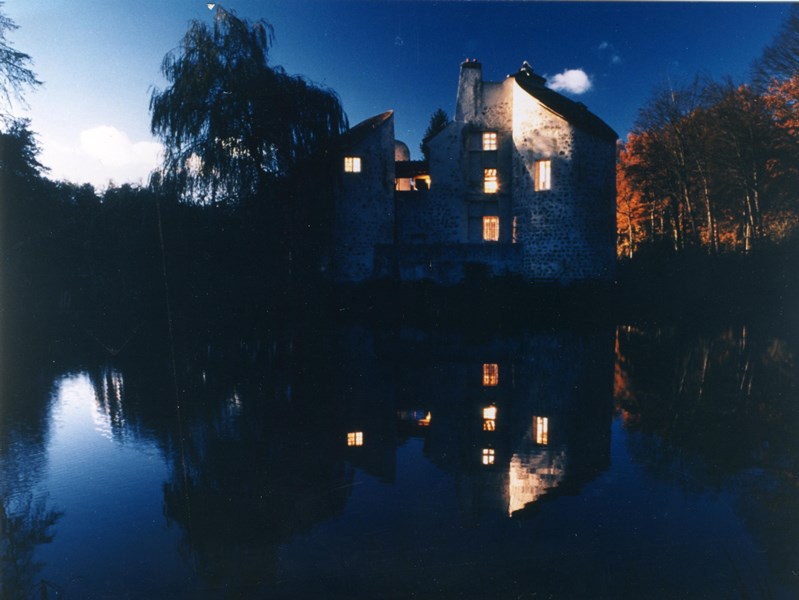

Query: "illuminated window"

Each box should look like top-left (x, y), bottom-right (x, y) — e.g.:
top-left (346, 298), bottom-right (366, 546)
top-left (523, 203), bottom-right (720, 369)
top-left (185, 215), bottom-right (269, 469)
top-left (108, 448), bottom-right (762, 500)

top-left (534, 416), bottom-right (549, 445)
top-left (482, 405), bottom-right (497, 431)
top-left (347, 431), bottom-right (364, 446)
top-left (482, 132), bottom-right (497, 151)
top-left (483, 363), bottom-right (499, 386)
top-left (484, 168), bottom-right (498, 193)
top-left (534, 160), bottom-right (551, 191)
top-left (418, 412), bottom-right (432, 427)
top-left (512, 216), bottom-right (518, 244)
top-left (344, 156), bottom-right (362, 173)
top-left (483, 216), bottom-right (499, 242)
top-left (482, 448), bottom-right (495, 465)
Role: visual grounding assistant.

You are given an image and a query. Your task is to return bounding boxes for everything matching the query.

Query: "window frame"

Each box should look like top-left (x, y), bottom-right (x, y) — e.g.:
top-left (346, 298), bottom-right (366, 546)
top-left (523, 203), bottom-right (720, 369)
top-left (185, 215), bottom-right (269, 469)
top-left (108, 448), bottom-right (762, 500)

top-left (483, 168), bottom-right (498, 194)
top-left (534, 159), bottom-right (551, 191)
top-left (482, 216), bottom-right (500, 242)
top-left (482, 131), bottom-right (498, 151)
top-left (344, 156), bottom-right (362, 173)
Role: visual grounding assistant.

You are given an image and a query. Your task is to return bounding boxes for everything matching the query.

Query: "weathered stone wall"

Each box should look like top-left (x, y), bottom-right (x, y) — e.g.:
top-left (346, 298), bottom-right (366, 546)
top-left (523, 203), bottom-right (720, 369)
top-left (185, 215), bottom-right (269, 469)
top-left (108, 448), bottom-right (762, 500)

top-left (334, 62), bottom-right (616, 285)
top-left (333, 114), bottom-right (395, 282)
top-left (416, 121), bottom-right (465, 243)
top-left (511, 81), bottom-right (615, 283)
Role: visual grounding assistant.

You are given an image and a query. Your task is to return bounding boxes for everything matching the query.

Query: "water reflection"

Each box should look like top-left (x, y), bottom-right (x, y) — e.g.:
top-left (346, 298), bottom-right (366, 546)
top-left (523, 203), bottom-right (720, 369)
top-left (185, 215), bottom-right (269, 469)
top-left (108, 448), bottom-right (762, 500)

top-left (0, 317), bottom-right (796, 597)
top-left (616, 324), bottom-right (799, 594)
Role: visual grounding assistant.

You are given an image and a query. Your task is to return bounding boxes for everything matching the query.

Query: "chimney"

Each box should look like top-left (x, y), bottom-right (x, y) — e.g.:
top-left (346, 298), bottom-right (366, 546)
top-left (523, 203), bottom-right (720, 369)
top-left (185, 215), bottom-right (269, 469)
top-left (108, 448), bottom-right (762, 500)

top-left (455, 59), bottom-right (482, 122)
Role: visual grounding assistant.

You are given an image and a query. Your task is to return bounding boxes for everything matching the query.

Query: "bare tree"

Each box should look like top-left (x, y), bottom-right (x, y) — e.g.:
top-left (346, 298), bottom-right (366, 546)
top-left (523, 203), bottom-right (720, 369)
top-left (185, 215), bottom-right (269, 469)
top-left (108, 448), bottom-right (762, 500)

top-left (752, 4), bottom-right (799, 89)
top-left (0, 2), bottom-right (40, 119)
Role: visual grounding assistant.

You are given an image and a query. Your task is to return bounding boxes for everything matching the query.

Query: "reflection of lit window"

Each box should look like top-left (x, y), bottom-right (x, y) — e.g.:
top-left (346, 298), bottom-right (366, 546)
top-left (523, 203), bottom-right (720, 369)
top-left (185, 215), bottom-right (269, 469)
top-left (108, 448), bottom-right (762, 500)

top-left (482, 132), bottom-right (497, 151)
top-left (482, 448), bottom-right (495, 465)
top-left (483, 404), bottom-right (497, 431)
top-left (483, 363), bottom-right (499, 386)
top-left (344, 156), bottom-right (362, 173)
top-left (484, 168), bottom-right (498, 193)
top-left (534, 416), bottom-right (548, 445)
top-left (347, 431), bottom-right (364, 446)
top-left (483, 216), bottom-right (499, 241)
top-left (535, 160), bottom-right (551, 191)
top-left (418, 412), bottom-right (432, 427)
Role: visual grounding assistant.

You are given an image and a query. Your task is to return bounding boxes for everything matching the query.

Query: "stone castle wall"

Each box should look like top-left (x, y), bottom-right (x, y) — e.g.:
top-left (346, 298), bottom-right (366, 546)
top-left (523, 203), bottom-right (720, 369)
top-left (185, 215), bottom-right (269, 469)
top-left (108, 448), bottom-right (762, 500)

top-left (334, 63), bottom-right (616, 284)
top-left (333, 114), bottom-right (396, 282)
top-left (510, 82), bottom-right (616, 282)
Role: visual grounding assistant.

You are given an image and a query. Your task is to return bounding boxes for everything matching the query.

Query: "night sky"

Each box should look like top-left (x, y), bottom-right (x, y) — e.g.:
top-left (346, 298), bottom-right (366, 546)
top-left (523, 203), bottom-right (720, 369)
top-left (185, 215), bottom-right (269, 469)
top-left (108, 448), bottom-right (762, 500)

top-left (8, 1), bottom-right (791, 188)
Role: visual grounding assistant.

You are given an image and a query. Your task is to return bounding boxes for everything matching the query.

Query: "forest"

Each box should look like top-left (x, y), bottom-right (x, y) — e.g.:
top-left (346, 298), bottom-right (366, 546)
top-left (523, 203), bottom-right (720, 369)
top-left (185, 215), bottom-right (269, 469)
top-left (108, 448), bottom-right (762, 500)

top-left (2, 6), bottom-right (798, 329)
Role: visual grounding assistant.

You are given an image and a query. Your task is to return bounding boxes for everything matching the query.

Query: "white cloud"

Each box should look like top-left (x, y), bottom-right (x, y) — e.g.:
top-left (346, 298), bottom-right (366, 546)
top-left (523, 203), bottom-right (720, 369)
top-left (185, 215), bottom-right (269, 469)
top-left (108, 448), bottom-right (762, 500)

top-left (547, 69), bottom-right (593, 95)
top-left (39, 125), bottom-right (162, 189)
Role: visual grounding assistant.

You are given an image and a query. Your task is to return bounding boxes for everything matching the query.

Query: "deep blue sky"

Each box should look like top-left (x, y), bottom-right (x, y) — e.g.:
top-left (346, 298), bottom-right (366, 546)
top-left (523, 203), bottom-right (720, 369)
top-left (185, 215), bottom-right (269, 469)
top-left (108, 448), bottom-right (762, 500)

top-left (7, 1), bottom-right (791, 187)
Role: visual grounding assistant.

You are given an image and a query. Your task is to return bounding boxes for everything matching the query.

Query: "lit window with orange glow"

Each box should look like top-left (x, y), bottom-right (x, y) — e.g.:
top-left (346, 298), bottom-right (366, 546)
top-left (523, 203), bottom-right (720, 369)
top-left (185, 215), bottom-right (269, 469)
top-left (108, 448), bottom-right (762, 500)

top-left (482, 448), bottom-right (495, 465)
top-left (482, 132), bottom-right (497, 151)
top-left (534, 160), bottom-right (551, 191)
top-left (482, 405), bottom-right (497, 431)
top-left (483, 363), bottom-right (499, 386)
top-left (534, 416), bottom-right (549, 445)
top-left (347, 431), bottom-right (364, 446)
top-left (484, 168), bottom-right (498, 193)
top-left (344, 156), bottom-right (362, 173)
top-left (418, 412), bottom-right (432, 427)
top-left (483, 216), bottom-right (499, 242)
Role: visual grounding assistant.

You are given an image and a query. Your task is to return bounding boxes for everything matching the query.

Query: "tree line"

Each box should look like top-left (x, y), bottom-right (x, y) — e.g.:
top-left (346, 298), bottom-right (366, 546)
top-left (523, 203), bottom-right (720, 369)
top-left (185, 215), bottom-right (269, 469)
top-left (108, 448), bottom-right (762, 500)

top-left (2, 4), bottom-right (798, 325)
top-left (617, 6), bottom-right (799, 259)
top-left (1, 5), bottom-right (349, 325)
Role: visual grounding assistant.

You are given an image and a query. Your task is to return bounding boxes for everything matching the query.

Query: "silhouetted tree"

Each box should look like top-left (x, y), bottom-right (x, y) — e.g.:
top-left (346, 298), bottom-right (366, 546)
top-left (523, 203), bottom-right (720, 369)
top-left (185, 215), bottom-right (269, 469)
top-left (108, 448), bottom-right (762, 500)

top-left (0, 2), bottom-right (40, 118)
top-left (0, 118), bottom-right (44, 184)
top-left (149, 5), bottom-right (347, 206)
top-left (420, 108), bottom-right (450, 161)
top-left (752, 4), bottom-right (799, 89)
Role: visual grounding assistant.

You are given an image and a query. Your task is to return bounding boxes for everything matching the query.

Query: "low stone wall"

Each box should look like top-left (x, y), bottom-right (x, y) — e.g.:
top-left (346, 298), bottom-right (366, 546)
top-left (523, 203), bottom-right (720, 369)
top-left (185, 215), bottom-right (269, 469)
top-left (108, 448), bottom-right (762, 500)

top-left (375, 243), bottom-right (523, 284)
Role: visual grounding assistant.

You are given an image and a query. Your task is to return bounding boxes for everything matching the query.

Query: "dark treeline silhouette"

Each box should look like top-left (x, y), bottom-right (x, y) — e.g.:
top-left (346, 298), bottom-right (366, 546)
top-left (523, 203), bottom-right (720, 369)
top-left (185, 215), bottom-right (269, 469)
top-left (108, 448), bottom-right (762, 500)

top-left (2, 6), bottom-right (349, 344)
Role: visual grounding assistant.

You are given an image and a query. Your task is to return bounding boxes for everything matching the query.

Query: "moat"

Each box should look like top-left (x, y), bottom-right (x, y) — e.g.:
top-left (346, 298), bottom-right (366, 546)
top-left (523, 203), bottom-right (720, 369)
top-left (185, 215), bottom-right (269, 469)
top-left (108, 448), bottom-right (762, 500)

top-left (1, 318), bottom-right (797, 599)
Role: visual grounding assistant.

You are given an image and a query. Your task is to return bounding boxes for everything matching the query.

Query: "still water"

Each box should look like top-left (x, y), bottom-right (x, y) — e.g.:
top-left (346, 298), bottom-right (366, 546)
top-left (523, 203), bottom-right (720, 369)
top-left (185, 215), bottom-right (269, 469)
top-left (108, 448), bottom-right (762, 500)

top-left (2, 321), bottom-right (797, 598)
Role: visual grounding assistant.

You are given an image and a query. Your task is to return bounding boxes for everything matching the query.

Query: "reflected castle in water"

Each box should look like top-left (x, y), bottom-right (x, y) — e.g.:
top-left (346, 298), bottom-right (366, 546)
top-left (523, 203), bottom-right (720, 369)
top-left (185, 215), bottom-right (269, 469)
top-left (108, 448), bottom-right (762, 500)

top-left (337, 327), bottom-right (614, 521)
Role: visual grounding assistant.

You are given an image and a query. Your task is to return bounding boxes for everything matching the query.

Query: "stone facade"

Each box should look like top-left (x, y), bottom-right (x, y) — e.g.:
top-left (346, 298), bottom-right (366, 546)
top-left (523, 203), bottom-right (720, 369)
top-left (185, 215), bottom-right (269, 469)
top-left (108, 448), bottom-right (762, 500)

top-left (334, 61), bottom-right (617, 284)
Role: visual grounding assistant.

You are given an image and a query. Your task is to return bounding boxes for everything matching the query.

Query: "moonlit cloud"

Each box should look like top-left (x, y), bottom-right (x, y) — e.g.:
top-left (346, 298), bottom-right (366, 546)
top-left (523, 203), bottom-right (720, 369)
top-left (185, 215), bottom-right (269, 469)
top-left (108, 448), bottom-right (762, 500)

top-left (547, 69), bottom-right (593, 95)
top-left (40, 126), bottom-right (162, 188)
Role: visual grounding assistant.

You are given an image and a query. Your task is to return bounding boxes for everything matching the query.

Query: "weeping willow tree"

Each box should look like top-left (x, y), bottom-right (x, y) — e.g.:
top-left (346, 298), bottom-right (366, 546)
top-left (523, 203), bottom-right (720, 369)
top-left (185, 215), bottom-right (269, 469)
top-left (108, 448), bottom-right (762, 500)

top-left (149, 6), bottom-right (348, 288)
top-left (149, 6), bottom-right (347, 206)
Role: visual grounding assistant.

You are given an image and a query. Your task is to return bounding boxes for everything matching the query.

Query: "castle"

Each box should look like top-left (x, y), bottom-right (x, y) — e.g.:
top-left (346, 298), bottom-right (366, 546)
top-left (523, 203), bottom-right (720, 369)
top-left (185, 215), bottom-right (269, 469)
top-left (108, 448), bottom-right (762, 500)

top-left (333, 60), bottom-right (617, 284)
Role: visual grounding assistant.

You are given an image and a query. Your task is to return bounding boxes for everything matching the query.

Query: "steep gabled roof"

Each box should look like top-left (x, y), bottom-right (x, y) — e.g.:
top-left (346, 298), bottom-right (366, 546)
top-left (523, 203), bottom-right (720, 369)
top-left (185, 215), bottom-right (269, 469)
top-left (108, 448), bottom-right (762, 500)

top-left (513, 64), bottom-right (618, 143)
top-left (340, 110), bottom-right (394, 148)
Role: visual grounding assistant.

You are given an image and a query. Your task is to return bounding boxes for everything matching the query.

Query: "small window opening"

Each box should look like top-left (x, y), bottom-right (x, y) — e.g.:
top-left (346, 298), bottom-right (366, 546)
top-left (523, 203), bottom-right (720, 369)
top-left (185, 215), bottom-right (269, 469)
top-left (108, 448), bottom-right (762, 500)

top-left (483, 216), bottom-right (499, 242)
top-left (482, 132), bottom-right (497, 151)
top-left (344, 156), bottom-right (362, 173)
top-left (484, 168), bottom-right (498, 194)
top-left (534, 160), bottom-right (551, 191)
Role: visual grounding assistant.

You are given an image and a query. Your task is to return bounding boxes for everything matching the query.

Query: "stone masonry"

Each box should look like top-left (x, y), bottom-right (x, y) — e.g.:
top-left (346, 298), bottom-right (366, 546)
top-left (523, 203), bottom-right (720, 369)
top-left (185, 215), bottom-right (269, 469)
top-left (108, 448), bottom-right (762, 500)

top-left (334, 61), bottom-right (617, 284)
